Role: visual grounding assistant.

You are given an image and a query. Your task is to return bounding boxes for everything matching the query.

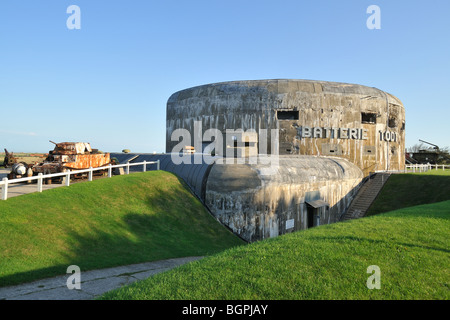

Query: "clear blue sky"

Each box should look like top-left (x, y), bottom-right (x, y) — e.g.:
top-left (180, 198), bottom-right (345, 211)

top-left (0, 0), bottom-right (449, 153)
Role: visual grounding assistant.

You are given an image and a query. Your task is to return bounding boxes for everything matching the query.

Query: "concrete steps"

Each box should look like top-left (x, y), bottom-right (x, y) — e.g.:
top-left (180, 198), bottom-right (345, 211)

top-left (341, 173), bottom-right (391, 221)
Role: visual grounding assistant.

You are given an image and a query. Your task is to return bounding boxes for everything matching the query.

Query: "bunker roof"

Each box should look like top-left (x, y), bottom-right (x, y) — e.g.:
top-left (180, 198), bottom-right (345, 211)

top-left (168, 79), bottom-right (403, 107)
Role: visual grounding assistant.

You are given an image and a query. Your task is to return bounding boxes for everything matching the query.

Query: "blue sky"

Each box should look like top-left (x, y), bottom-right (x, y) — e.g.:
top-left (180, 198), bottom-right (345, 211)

top-left (0, 0), bottom-right (449, 153)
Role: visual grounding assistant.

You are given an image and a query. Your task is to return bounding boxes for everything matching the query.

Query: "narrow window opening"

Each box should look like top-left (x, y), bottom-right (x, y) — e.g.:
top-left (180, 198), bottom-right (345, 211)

top-left (277, 110), bottom-right (299, 120)
top-left (361, 112), bottom-right (377, 124)
top-left (233, 141), bottom-right (251, 147)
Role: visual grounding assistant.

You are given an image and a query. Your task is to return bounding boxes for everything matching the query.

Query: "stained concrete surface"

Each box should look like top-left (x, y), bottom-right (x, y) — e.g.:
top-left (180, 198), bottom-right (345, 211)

top-left (166, 79), bottom-right (406, 176)
top-left (0, 256), bottom-right (203, 300)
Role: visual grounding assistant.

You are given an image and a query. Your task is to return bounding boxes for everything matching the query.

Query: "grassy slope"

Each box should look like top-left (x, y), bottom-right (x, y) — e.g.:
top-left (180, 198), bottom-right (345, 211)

top-left (99, 171), bottom-right (450, 300)
top-left (100, 200), bottom-right (450, 300)
top-left (0, 171), bottom-right (244, 287)
top-left (367, 170), bottom-right (450, 215)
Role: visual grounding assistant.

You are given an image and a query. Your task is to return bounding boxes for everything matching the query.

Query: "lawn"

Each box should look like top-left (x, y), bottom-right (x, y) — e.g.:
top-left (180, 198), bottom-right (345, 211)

top-left (2, 167), bottom-right (448, 299)
top-left (366, 169), bottom-right (450, 215)
top-left (0, 171), bottom-right (244, 287)
top-left (99, 200), bottom-right (450, 300)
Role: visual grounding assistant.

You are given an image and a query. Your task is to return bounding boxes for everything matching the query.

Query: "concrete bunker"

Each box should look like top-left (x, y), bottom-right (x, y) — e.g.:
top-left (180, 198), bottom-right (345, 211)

top-left (166, 79), bottom-right (405, 176)
top-left (204, 155), bottom-right (364, 242)
top-left (128, 79), bottom-right (406, 242)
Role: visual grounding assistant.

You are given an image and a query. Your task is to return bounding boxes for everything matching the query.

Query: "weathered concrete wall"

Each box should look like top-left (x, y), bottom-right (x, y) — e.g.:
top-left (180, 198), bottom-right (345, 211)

top-left (205, 156), bottom-right (364, 242)
top-left (165, 79), bottom-right (405, 241)
top-left (166, 79), bottom-right (405, 176)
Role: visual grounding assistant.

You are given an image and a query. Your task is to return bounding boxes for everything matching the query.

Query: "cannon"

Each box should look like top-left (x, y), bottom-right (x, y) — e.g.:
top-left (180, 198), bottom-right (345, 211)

top-left (3, 149), bottom-right (17, 168)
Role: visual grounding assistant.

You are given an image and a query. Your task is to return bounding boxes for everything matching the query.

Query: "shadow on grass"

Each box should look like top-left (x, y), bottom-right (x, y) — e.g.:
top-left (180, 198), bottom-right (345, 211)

top-left (0, 175), bottom-right (243, 288)
top-left (367, 174), bottom-right (450, 215)
top-left (0, 265), bottom-right (70, 288)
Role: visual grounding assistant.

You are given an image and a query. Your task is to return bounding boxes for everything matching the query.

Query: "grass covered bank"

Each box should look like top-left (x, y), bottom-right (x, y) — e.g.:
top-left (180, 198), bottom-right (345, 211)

top-left (366, 170), bottom-right (450, 215)
top-left (100, 200), bottom-right (450, 300)
top-left (0, 171), bottom-right (244, 287)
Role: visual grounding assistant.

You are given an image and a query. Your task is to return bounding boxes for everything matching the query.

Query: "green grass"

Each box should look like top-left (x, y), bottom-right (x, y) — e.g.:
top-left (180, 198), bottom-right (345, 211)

top-left (99, 200), bottom-right (450, 300)
top-left (367, 169), bottom-right (450, 215)
top-left (0, 171), bottom-right (244, 287)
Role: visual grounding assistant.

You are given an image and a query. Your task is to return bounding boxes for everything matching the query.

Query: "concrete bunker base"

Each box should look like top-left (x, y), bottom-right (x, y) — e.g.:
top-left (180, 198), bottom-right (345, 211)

top-left (205, 155), bottom-right (364, 242)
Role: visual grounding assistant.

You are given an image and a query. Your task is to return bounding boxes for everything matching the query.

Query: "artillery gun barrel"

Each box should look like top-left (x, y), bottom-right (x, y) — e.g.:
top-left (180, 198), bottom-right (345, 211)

top-left (419, 139), bottom-right (440, 151)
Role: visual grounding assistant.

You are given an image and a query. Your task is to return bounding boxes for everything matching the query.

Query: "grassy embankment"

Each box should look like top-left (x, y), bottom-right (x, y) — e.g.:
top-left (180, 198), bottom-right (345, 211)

top-left (0, 171), bottom-right (244, 287)
top-left (99, 170), bottom-right (450, 300)
top-left (366, 169), bottom-right (450, 215)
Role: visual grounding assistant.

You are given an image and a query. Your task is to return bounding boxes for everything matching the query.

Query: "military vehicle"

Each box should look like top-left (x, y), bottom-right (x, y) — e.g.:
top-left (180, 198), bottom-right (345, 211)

top-left (31, 141), bottom-right (111, 174)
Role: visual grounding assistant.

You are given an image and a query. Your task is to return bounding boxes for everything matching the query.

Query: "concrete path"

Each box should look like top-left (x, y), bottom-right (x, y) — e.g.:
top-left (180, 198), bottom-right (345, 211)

top-left (0, 256), bottom-right (203, 300)
top-left (0, 168), bottom-right (63, 199)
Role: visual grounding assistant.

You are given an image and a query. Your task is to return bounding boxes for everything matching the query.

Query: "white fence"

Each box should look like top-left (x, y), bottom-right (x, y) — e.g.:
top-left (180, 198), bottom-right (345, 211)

top-left (404, 164), bottom-right (450, 173)
top-left (373, 164), bottom-right (449, 174)
top-left (0, 160), bottom-right (160, 201)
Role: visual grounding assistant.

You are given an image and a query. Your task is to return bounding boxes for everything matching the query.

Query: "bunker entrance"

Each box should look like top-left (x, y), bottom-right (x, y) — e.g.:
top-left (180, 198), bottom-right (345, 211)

top-left (305, 199), bottom-right (329, 229)
top-left (307, 205), bottom-right (315, 228)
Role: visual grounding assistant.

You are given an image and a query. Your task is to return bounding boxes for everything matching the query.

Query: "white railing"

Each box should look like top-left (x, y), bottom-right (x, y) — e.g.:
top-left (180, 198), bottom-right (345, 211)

top-left (373, 163), bottom-right (450, 174)
top-left (404, 164), bottom-right (450, 173)
top-left (0, 160), bottom-right (160, 201)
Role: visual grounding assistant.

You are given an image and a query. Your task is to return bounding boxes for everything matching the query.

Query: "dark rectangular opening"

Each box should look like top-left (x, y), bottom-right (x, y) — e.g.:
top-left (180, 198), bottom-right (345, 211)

top-left (307, 206), bottom-right (314, 229)
top-left (361, 112), bottom-right (377, 124)
top-left (277, 110), bottom-right (299, 120)
top-left (388, 117), bottom-right (397, 128)
top-left (233, 141), bottom-right (251, 147)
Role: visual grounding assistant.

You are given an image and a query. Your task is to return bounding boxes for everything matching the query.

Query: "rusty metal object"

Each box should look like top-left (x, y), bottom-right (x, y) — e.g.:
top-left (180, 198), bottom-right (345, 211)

top-left (32, 141), bottom-right (111, 176)
top-left (3, 149), bottom-right (17, 168)
top-left (7, 162), bottom-right (32, 179)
